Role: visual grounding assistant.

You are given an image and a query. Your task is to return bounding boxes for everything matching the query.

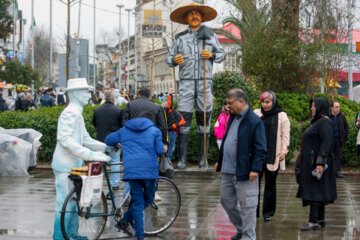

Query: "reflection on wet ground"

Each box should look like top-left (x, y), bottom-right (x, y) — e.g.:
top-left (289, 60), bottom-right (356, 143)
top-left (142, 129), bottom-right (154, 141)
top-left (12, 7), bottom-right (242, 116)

top-left (0, 170), bottom-right (360, 239)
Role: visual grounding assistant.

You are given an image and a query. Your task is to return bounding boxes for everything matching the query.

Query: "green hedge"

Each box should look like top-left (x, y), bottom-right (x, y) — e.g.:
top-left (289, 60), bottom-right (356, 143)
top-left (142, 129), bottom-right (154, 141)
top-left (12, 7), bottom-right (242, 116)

top-left (1, 71), bottom-right (360, 166)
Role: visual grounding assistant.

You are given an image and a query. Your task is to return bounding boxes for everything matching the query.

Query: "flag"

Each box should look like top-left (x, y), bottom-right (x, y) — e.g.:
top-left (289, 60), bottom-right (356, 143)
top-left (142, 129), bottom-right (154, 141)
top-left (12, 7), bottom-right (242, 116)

top-left (29, 18), bottom-right (36, 49)
top-left (13, 0), bottom-right (18, 34)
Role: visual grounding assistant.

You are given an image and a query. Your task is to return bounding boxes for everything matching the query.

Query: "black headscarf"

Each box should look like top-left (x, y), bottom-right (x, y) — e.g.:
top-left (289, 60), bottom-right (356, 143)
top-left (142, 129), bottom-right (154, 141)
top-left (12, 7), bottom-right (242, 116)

top-left (310, 98), bottom-right (329, 124)
top-left (261, 91), bottom-right (283, 165)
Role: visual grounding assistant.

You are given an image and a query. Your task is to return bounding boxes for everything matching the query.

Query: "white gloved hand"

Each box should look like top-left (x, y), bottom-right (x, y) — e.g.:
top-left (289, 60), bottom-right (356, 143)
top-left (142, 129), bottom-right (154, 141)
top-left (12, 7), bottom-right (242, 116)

top-left (89, 151), bottom-right (110, 162)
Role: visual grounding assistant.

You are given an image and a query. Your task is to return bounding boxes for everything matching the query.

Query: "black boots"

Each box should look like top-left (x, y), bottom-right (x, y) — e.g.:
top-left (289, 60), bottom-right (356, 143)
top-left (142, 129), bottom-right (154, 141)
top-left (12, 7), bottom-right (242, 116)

top-left (198, 133), bottom-right (209, 168)
top-left (177, 134), bottom-right (189, 169)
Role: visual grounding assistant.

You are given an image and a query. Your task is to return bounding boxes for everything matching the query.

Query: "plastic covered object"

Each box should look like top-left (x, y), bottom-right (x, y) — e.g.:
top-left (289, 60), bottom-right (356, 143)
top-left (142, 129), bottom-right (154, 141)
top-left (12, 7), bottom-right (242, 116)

top-left (0, 134), bottom-right (32, 176)
top-left (0, 128), bottom-right (42, 169)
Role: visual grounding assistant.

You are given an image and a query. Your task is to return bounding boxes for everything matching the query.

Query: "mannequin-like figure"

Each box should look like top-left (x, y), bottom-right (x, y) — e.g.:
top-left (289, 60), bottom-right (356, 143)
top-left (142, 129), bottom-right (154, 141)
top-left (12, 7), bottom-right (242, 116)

top-left (51, 78), bottom-right (110, 240)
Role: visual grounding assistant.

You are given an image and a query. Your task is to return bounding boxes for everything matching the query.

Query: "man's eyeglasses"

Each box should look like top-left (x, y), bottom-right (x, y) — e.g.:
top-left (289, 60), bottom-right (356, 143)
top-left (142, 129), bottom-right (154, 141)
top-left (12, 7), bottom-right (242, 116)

top-left (224, 100), bottom-right (237, 106)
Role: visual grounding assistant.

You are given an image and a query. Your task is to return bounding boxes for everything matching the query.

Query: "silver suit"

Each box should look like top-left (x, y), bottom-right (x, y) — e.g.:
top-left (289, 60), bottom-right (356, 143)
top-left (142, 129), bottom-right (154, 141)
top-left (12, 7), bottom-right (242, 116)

top-left (166, 25), bottom-right (225, 134)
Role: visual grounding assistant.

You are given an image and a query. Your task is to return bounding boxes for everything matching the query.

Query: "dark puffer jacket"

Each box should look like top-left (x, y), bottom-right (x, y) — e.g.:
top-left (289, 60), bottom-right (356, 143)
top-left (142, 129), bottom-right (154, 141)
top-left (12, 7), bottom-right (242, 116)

top-left (123, 96), bottom-right (168, 145)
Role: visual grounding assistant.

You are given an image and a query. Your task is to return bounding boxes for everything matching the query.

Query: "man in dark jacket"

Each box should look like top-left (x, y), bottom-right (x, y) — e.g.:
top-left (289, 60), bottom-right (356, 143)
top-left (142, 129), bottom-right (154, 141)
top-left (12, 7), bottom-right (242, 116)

top-left (215, 88), bottom-right (267, 240)
top-left (93, 90), bottom-right (125, 192)
top-left (40, 88), bottom-right (56, 107)
top-left (0, 88), bottom-right (8, 112)
top-left (329, 101), bottom-right (349, 178)
top-left (106, 112), bottom-right (164, 240)
top-left (123, 87), bottom-right (168, 151)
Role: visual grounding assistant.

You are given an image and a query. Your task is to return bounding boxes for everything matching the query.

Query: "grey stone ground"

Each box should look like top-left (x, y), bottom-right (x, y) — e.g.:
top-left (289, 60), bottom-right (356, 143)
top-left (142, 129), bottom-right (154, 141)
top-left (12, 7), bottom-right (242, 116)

top-left (0, 168), bottom-right (360, 240)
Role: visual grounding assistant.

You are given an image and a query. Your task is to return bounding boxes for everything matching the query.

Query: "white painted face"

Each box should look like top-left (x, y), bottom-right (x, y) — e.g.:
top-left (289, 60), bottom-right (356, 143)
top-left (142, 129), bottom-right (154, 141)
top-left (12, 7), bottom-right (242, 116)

top-left (69, 89), bottom-right (91, 106)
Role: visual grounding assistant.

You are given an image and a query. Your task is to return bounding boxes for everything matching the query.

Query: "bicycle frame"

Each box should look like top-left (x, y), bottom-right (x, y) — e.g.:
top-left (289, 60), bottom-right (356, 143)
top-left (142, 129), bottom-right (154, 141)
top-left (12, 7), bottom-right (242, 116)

top-left (101, 161), bottom-right (130, 215)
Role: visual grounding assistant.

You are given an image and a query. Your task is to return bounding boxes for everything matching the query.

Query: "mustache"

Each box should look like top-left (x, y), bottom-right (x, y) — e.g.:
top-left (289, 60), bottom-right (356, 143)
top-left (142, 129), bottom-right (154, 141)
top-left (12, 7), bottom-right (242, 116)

top-left (191, 18), bottom-right (199, 21)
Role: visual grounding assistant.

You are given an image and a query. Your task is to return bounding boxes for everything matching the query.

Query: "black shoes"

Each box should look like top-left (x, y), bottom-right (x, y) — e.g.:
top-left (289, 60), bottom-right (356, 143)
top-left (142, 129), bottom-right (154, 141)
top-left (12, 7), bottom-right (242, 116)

top-left (112, 186), bottom-right (120, 190)
top-left (115, 219), bottom-right (133, 236)
top-left (318, 220), bottom-right (326, 228)
top-left (264, 216), bottom-right (271, 222)
top-left (231, 232), bottom-right (242, 240)
top-left (300, 223), bottom-right (320, 231)
top-left (336, 172), bottom-right (344, 178)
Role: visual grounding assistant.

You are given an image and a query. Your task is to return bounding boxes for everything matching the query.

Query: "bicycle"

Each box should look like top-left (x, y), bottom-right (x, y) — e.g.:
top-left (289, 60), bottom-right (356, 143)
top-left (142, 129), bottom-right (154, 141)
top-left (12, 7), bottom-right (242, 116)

top-left (60, 161), bottom-right (181, 240)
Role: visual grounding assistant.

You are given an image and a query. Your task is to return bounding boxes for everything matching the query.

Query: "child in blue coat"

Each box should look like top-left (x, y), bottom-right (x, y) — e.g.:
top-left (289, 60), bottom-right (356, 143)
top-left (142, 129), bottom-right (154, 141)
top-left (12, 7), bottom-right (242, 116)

top-left (105, 111), bottom-right (164, 240)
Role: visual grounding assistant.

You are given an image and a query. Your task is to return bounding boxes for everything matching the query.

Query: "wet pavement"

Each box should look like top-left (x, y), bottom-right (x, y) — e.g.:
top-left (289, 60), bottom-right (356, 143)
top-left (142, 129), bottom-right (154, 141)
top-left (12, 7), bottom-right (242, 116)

top-left (1, 169), bottom-right (360, 240)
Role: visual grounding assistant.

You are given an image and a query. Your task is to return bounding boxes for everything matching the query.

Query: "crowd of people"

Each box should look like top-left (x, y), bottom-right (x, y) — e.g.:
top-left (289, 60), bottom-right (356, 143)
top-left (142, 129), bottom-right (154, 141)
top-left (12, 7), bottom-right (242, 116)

top-left (212, 89), bottom-right (351, 239)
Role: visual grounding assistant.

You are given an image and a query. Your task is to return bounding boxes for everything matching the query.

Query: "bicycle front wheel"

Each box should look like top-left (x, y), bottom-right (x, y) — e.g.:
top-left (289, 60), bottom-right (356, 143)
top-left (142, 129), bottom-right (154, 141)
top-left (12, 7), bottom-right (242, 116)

top-left (60, 185), bottom-right (108, 240)
top-left (143, 177), bottom-right (181, 235)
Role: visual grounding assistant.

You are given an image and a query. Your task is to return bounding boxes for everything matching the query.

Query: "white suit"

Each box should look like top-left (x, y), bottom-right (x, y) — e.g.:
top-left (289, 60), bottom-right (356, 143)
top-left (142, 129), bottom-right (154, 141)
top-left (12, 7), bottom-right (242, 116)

top-left (52, 79), bottom-right (108, 240)
top-left (52, 103), bottom-right (106, 172)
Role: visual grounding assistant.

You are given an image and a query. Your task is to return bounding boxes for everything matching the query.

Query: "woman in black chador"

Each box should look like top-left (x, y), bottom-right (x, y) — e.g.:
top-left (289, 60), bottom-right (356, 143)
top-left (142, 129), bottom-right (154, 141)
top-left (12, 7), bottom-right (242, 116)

top-left (296, 98), bottom-right (337, 231)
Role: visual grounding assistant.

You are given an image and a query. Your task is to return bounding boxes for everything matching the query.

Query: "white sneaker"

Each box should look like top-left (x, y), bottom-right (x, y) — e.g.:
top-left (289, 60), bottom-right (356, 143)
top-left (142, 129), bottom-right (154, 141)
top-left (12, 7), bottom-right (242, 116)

top-left (154, 192), bottom-right (162, 201)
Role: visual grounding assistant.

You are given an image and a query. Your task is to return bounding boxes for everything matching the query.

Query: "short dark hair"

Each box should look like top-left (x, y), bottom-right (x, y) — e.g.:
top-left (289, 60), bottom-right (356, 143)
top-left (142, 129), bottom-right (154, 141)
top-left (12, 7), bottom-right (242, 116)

top-left (138, 87), bottom-right (151, 98)
top-left (47, 88), bottom-right (54, 92)
top-left (330, 101), bottom-right (339, 108)
top-left (139, 111), bottom-right (154, 122)
top-left (226, 88), bottom-right (249, 105)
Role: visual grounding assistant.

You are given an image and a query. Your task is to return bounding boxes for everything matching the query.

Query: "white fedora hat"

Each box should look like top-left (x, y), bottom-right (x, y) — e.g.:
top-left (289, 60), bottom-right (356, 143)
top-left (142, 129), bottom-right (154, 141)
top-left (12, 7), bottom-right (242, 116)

top-left (66, 78), bottom-right (94, 91)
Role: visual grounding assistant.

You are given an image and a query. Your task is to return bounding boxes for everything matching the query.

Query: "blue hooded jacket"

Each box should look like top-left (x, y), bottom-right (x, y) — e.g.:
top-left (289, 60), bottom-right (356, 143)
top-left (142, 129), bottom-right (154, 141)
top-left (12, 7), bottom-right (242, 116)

top-left (105, 118), bottom-right (164, 180)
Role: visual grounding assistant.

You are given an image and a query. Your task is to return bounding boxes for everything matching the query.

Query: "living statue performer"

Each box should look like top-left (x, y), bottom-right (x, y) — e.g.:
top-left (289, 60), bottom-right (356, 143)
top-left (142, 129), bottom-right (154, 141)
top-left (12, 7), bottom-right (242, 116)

top-left (51, 78), bottom-right (110, 240)
top-left (167, 2), bottom-right (225, 168)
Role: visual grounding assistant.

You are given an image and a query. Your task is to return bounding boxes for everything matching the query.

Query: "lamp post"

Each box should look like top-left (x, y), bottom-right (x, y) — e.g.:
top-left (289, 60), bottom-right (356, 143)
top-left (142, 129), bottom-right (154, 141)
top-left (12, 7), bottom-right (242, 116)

top-left (116, 4), bottom-right (124, 90)
top-left (133, 11), bottom-right (138, 94)
top-left (93, 0), bottom-right (96, 89)
top-left (125, 8), bottom-right (132, 92)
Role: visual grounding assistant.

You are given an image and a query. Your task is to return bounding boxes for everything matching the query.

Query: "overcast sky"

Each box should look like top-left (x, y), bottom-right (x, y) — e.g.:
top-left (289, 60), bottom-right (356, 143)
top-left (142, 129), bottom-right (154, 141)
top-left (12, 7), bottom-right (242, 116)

top-left (18, 0), bottom-right (137, 52)
top-left (17, 0), bottom-right (228, 54)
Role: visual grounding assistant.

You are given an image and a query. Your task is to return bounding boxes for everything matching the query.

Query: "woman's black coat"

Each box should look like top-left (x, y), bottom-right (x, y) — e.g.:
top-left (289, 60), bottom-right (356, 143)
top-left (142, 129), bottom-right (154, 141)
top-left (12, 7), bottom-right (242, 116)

top-left (296, 98), bottom-right (337, 205)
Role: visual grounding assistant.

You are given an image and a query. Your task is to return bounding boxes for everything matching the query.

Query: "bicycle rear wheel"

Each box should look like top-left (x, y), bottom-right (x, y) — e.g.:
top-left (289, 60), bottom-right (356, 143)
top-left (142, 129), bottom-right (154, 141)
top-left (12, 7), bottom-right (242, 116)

top-left (60, 185), bottom-right (108, 240)
top-left (143, 177), bottom-right (181, 235)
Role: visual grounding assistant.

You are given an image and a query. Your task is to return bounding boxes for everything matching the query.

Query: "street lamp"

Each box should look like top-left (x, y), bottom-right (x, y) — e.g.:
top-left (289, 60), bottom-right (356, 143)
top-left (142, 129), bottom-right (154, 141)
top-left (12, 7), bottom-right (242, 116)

top-left (116, 4), bottom-right (124, 90)
top-left (125, 8), bottom-right (132, 92)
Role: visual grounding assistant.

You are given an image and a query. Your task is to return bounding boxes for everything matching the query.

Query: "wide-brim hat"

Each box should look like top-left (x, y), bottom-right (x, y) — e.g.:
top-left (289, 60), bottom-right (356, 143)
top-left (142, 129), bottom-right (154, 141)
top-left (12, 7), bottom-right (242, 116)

top-left (170, 2), bottom-right (217, 25)
top-left (66, 78), bottom-right (94, 91)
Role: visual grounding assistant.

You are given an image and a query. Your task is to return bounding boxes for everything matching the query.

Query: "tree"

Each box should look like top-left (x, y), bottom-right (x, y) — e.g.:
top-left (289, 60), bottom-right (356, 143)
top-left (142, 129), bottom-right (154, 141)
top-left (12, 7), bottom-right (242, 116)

top-left (0, 0), bottom-right (13, 52)
top-left (25, 26), bottom-right (57, 86)
top-left (0, 60), bottom-right (40, 88)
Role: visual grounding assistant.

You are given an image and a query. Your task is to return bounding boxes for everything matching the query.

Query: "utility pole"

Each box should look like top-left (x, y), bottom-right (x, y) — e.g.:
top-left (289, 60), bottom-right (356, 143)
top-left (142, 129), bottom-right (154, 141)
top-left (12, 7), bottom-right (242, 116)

top-left (31, 0), bottom-right (34, 69)
top-left (22, 19), bottom-right (26, 57)
top-left (76, 0), bottom-right (82, 78)
top-left (12, 1), bottom-right (16, 59)
top-left (116, 4), bottom-right (124, 90)
top-left (49, 0), bottom-right (53, 86)
top-left (66, 0), bottom-right (71, 85)
top-left (133, 11), bottom-right (138, 94)
top-left (125, 8), bottom-right (132, 92)
top-left (150, 0), bottom-right (156, 94)
top-left (93, 0), bottom-right (96, 89)
top-left (347, 0), bottom-right (354, 100)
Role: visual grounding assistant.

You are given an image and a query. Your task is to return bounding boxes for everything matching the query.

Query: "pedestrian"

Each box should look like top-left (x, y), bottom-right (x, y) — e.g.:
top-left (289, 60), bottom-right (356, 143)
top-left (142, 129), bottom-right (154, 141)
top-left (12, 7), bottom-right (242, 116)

top-left (40, 88), bottom-right (55, 107)
top-left (15, 92), bottom-right (24, 111)
top-left (0, 88), bottom-right (8, 112)
top-left (296, 98), bottom-right (336, 231)
top-left (329, 101), bottom-right (348, 178)
top-left (214, 103), bottom-right (230, 149)
top-left (92, 90), bottom-right (130, 203)
top-left (254, 91), bottom-right (290, 222)
top-left (51, 78), bottom-right (109, 240)
top-left (215, 89), bottom-right (267, 240)
top-left (123, 87), bottom-right (168, 151)
top-left (22, 94), bottom-right (35, 111)
top-left (163, 92), bottom-right (186, 161)
top-left (105, 111), bottom-right (165, 240)
top-left (167, 2), bottom-right (225, 169)
top-left (356, 112), bottom-right (360, 155)
top-left (57, 89), bottom-right (66, 105)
